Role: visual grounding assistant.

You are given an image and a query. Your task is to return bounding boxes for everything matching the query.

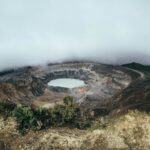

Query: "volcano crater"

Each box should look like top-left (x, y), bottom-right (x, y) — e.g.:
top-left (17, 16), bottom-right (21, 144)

top-left (0, 62), bottom-right (140, 114)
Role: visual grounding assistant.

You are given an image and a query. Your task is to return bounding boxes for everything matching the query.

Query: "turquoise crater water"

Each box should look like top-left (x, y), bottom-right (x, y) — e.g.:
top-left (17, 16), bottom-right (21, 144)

top-left (48, 78), bottom-right (85, 88)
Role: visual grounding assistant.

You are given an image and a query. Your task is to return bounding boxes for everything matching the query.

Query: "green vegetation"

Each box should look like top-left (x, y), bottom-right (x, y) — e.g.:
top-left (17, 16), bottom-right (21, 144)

top-left (0, 96), bottom-right (92, 134)
top-left (14, 107), bottom-right (47, 133)
top-left (123, 62), bottom-right (150, 77)
top-left (0, 102), bottom-right (16, 119)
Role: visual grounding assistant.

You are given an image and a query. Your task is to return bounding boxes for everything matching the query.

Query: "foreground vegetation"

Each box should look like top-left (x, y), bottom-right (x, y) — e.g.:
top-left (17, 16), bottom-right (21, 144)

top-left (1, 108), bottom-right (150, 149)
top-left (1, 96), bottom-right (150, 149)
top-left (0, 97), bottom-right (92, 134)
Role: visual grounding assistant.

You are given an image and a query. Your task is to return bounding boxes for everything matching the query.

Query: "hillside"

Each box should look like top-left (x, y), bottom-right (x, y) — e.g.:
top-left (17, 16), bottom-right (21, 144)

top-left (0, 62), bottom-right (150, 150)
top-left (1, 110), bottom-right (150, 150)
top-left (123, 62), bottom-right (150, 77)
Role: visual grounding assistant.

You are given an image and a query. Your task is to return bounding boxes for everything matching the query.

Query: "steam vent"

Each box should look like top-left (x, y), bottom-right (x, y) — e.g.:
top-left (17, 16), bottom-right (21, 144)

top-left (0, 62), bottom-right (146, 115)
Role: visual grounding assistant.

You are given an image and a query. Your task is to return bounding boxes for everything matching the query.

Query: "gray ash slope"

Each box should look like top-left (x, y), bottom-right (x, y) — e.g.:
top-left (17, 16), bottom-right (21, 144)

top-left (0, 62), bottom-right (148, 115)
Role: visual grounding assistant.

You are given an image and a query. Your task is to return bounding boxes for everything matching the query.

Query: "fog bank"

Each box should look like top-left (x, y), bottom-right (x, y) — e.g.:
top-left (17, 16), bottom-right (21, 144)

top-left (0, 0), bottom-right (150, 70)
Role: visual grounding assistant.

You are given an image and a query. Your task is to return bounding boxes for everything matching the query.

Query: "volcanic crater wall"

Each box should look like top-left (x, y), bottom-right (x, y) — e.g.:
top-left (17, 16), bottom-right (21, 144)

top-left (37, 63), bottom-right (133, 112)
top-left (0, 62), bottom-right (141, 114)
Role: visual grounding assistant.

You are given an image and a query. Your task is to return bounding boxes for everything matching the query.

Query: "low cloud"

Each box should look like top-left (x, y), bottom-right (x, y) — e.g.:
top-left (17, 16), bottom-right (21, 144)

top-left (0, 0), bottom-right (150, 70)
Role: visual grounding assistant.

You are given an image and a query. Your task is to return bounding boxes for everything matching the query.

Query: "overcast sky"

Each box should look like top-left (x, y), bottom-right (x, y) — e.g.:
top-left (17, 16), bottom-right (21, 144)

top-left (0, 0), bottom-right (150, 70)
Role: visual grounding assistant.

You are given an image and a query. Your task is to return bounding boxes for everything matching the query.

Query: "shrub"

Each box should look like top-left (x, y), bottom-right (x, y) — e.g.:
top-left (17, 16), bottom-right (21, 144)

top-left (33, 107), bottom-right (51, 128)
top-left (63, 96), bottom-right (73, 106)
top-left (50, 103), bottom-right (79, 126)
top-left (0, 102), bottom-right (16, 119)
top-left (12, 96), bottom-right (92, 134)
top-left (13, 106), bottom-right (35, 134)
top-left (13, 106), bottom-right (52, 134)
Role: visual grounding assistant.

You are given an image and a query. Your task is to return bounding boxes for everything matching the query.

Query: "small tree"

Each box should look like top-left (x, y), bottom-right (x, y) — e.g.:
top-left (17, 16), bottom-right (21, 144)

top-left (50, 96), bottom-right (78, 126)
top-left (63, 96), bottom-right (73, 106)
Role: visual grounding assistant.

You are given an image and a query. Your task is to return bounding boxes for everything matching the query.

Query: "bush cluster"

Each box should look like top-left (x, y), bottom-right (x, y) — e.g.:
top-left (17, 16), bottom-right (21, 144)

top-left (13, 96), bottom-right (92, 134)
